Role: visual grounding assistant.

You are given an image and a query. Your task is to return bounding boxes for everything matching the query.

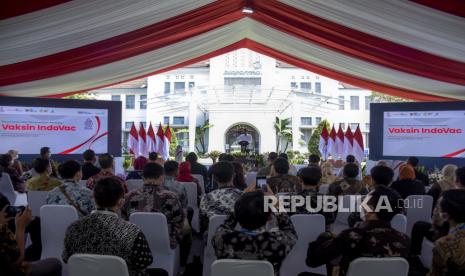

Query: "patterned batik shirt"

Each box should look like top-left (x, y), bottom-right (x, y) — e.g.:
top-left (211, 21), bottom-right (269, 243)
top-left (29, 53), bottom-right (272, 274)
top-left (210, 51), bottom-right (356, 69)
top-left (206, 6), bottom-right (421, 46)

top-left (267, 174), bottom-right (302, 194)
top-left (86, 170), bottom-right (128, 192)
top-left (328, 177), bottom-right (368, 196)
top-left (199, 187), bottom-right (242, 232)
top-left (63, 211), bottom-right (153, 276)
top-left (429, 228), bottom-right (465, 276)
top-left (212, 213), bottom-right (297, 274)
top-left (46, 180), bottom-right (95, 217)
top-left (163, 176), bottom-right (188, 209)
top-left (307, 220), bottom-right (410, 275)
top-left (122, 184), bottom-right (185, 249)
top-left (0, 224), bottom-right (30, 276)
top-left (26, 174), bottom-right (61, 191)
top-left (293, 188), bottom-right (335, 225)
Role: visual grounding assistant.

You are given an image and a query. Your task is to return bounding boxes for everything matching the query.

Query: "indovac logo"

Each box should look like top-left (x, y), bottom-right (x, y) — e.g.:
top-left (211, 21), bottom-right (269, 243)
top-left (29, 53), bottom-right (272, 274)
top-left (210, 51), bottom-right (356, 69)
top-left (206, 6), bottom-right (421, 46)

top-left (84, 118), bottom-right (94, 130)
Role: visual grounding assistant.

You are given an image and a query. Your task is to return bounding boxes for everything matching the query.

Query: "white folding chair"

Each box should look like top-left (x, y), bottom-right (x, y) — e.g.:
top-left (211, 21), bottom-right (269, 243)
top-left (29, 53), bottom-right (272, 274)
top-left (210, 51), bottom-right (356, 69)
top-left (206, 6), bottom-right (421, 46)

top-left (126, 179), bottom-right (143, 191)
top-left (318, 184), bottom-right (330, 194)
top-left (281, 214), bottom-right (326, 276)
top-left (331, 195), bottom-right (357, 234)
top-left (405, 195), bottom-right (433, 236)
top-left (192, 174), bottom-right (205, 194)
top-left (0, 173), bottom-right (27, 206)
top-left (27, 191), bottom-right (48, 217)
top-left (245, 172), bottom-right (257, 186)
top-left (129, 212), bottom-right (179, 276)
top-left (420, 239), bottom-right (434, 269)
top-left (68, 254), bottom-right (129, 276)
top-left (346, 257), bottom-right (409, 276)
top-left (40, 205), bottom-right (79, 260)
top-left (184, 182), bottom-right (200, 232)
top-left (211, 259), bottom-right (274, 276)
top-left (203, 215), bottom-right (227, 276)
top-left (391, 214), bottom-right (407, 234)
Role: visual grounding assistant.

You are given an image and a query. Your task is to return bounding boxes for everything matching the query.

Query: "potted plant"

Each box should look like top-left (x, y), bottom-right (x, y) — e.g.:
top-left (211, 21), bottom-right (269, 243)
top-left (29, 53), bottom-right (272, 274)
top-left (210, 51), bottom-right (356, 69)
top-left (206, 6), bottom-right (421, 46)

top-left (207, 150), bottom-right (221, 164)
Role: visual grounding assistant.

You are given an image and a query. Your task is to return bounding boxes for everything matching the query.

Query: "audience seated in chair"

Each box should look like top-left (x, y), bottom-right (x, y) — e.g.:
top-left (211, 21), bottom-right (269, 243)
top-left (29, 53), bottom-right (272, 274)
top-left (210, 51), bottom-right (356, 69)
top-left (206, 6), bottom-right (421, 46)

top-left (7, 149), bottom-right (23, 175)
top-left (185, 152), bottom-right (208, 186)
top-left (278, 153), bottom-right (298, 176)
top-left (308, 154), bottom-right (321, 167)
top-left (46, 160), bottom-right (95, 217)
top-left (26, 158), bottom-right (60, 191)
top-left (428, 189), bottom-right (465, 275)
top-left (126, 156), bottom-right (148, 181)
top-left (267, 158), bottom-right (301, 194)
top-left (63, 177), bottom-right (167, 276)
top-left (407, 157), bottom-right (430, 186)
top-left (122, 163), bottom-right (186, 251)
top-left (232, 162), bottom-right (247, 191)
top-left (0, 153), bottom-right (25, 193)
top-left (177, 161), bottom-right (201, 196)
top-left (0, 197), bottom-right (61, 276)
top-left (304, 185), bottom-right (409, 276)
top-left (427, 164), bottom-right (457, 206)
top-left (390, 164), bottom-right (425, 199)
top-left (81, 149), bottom-right (101, 180)
top-left (320, 162), bottom-right (336, 185)
top-left (257, 152), bottom-right (278, 177)
top-left (163, 161), bottom-right (188, 209)
top-left (328, 163), bottom-right (367, 196)
top-left (200, 161), bottom-right (242, 233)
top-left (86, 153), bottom-right (127, 192)
top-left (212, 190), bottom-right (297, 274)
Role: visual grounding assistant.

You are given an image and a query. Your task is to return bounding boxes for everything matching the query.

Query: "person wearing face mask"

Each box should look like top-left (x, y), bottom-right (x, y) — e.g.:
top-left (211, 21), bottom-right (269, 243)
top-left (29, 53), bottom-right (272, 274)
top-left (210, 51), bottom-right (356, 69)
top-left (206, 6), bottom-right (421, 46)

top-left (303, 185), bottom-right (409, 276)
top-left (429, 189), bottom-right (465, 275)
top-left (0, 153), bottom-right (25, 193)
top-left (46, 160), bottom-right (95, 217)
top-left (7, 149), bottom-right (23, 175)
top-left (63, 177), bottom-right (168, 276)
top-left (26, 158), bottom-right (61, 191)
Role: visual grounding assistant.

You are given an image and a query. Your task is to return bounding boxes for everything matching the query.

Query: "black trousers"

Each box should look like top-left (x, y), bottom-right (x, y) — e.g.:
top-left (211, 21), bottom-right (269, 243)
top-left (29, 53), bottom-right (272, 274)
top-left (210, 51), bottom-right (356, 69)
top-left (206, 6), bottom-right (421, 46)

top-left (410, 220), bottom-right (448, 256)
top-left (9, 216), bottom-right (42, 261)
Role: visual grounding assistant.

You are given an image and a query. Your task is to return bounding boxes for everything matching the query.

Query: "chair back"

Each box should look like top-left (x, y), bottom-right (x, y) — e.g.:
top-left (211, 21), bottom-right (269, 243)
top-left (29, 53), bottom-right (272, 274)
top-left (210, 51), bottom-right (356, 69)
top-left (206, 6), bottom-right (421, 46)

top-left (191, 174), bottom-right (205, 194)
top-left (203, 215), bottom-right (227, 276)
top-left (126, 179), bottom-right (143, 192)
top-left (68, 254), bottom-right (129, 276)
top-left (245, 172), bottom-right (257, 186)
top-left (332, 195), bottom-right (359, 234)
top-left (184, 182), bottom-right (199, 231)
top-left (27, 191), bottom-right (48, 217)
top-left (318, 184), bottom-right (329, 194)
top-left (405, 195), bottom-right (433, 236)
top-left (129, 212), bottom-right (179, 276)
top-left (280, 214), bottom-right (326, 276)
top-left (346, 257), bottom-right (409, 276)
top-left (0, 173), bottom-right (17, 204)
top-left (211, 259), bottom-right (274, 276)
top-left (40, 205), bottom-right (79, 260)
top-left (391, 214), bottom-right (407, 234)
top-left (420, 239), bottom-right (434, 269)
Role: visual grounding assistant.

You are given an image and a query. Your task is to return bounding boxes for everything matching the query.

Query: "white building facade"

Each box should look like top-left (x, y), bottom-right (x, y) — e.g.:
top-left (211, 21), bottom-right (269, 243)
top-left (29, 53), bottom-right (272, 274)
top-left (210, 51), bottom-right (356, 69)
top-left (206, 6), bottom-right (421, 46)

top-left (93, 49), bottom-right (372, 154)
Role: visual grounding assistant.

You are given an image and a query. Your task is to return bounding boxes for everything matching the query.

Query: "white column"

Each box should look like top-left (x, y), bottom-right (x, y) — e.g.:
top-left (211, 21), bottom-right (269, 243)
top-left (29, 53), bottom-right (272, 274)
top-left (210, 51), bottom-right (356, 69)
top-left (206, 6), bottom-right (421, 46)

top-left (188, 91), bottom-right (197, 152)
top-left (291, 94), bottom-right (300, 152)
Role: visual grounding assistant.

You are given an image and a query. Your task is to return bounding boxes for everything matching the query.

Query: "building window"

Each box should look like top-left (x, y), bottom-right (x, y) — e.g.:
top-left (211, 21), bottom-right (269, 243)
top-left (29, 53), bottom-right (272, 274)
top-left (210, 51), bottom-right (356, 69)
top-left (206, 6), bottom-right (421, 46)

top-left (350, 96), bottom-right (359, 110)
top-left (338, 96), bottom-right (345, 110)
top-left (290, 82), bottom-right (298, 89)
top-left (300, 82), bottom-right (311, 92)
top-left (174, 82), bottom-right (185, 91)
top-left (140, 94), bottom-right (147, 109)
top-left (125, 95), bottom-right (135, 109)
top-left (111, 95), bottom-right (120, 101)
top-left (164, 82), bottom-right (170, 94)
top-left (365, 123), bottom-right (370, 132)
top-left (173, 116), bottom-right (185, 125)
top-left (300, 117), bottom-right (312, 125)
top-left (124, 121), bottom-right (134, 129)
top-left (350, 123), bottom-right (358, 130)
top-left (365, 96), bottom-right (371, 110)
top-left (188, 82), bottom-right (195, 89)
top-left (163, 116), bottom-right (170, 125)
top-left (224, 77), bottom-right (261, 86)
top-left (315, 82), bottom-right (321, 94)
top-left (316, 117), bottom-right (322, 125)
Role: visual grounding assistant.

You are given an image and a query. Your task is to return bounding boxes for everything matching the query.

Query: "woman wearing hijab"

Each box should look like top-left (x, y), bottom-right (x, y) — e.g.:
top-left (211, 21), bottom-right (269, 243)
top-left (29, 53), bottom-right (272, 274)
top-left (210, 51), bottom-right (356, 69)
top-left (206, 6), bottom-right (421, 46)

top-left (390, 164), bottom-right (425, 199)
top-left (428, 164), bottom-right (458, 206)
top-left (177, 161), bottom-right (201, 196)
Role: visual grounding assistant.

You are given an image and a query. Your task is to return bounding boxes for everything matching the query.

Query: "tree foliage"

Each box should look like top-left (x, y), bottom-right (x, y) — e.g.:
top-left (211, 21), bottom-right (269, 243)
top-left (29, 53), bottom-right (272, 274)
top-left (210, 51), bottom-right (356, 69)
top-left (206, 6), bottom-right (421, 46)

top-left (369, 91), bottom-right (411, 103)
top-left (274, 117), bottom-right (292, 153)
top-left (308, 119), bottom-right (330, 156)
top-left (196, 120), bottom-right (213, 154)
top-left (64, 93), bottom-right (96, 100)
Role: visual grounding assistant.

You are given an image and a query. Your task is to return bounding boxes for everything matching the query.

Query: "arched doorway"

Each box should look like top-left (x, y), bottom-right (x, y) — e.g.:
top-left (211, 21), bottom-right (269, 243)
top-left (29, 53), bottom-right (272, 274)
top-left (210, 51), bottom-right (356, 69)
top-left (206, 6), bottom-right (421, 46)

top-left (225, 123), bottom-right (260, 154)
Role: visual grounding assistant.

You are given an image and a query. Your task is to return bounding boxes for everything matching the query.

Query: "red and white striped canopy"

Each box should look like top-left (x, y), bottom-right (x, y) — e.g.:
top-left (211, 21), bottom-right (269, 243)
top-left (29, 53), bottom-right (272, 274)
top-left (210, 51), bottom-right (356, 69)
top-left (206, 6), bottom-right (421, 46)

top-left (1, 0), bottom-right (465, 100)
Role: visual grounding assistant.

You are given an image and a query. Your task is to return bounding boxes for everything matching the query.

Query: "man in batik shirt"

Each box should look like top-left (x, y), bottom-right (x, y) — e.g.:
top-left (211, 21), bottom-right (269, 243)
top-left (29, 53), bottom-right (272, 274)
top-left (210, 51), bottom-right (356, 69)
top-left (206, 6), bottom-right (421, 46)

top-left (267, 157), bottom-right (301, 194)
top-left (199, 161), bottom-right (242, 233)
top-left (86, 153), bottom-right (127, 192)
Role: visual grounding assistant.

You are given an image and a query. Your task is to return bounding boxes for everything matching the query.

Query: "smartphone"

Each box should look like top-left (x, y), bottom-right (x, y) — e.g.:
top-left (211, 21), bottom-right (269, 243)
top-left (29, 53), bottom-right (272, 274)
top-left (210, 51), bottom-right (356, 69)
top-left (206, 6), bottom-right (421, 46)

top-left (6, 206), bottom-right (25, 218)
top-left (256, 176), bottom-right (268, 191)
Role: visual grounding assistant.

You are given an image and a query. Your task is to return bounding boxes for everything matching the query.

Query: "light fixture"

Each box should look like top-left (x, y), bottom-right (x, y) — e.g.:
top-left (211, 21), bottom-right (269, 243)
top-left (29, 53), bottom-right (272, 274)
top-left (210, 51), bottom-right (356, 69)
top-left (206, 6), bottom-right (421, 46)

top-left (242, 7), bottom-right (254, 14)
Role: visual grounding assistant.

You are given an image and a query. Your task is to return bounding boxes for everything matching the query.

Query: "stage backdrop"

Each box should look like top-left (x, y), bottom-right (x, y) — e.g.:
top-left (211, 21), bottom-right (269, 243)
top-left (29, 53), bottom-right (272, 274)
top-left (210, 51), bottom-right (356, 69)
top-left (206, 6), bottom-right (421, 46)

top-left (0, 96), bottom-right (121, 161)
top-left (370, 101), bottom-right (465, 168)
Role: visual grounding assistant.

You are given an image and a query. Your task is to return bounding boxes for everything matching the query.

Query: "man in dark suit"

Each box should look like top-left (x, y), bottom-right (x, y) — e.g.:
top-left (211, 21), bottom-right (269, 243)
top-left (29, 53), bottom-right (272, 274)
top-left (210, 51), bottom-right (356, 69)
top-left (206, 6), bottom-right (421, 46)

top-left (407, 156), bottom-right (429, 186)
